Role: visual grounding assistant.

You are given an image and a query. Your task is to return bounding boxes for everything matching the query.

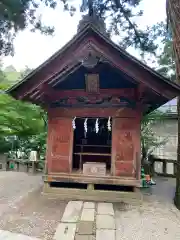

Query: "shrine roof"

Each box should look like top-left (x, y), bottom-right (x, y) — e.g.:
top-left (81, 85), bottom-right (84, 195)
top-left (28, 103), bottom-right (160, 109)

top-left (7, 23), bottom-right (180, 114)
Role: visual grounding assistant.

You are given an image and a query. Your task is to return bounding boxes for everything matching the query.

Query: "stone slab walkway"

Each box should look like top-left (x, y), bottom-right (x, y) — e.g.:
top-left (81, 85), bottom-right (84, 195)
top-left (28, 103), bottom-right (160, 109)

top-left (54, 201), bottom-right (116, 240)
top-left (53, 200), bottom-right (180, 240)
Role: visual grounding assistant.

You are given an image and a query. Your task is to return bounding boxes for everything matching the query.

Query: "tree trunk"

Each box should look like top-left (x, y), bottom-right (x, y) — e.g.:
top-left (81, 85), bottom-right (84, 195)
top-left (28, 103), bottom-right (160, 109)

top-left (167, 0), bottom-right (180, 209)
top-left (174, 90), bottom-right (180, 209)
top-left (173, 27), bottom-right (180, 210)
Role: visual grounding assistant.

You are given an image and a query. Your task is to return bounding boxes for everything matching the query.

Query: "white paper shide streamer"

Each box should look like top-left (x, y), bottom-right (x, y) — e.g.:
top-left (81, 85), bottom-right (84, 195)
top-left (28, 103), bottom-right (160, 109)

top-left (72, 117), bottom-right (76, 130)
top-left (107, 116), bottom-right (111, 131)
top-left (95, 118), bottom-right (99, 134)
top-left (84, 118), bottom-right (88, 135)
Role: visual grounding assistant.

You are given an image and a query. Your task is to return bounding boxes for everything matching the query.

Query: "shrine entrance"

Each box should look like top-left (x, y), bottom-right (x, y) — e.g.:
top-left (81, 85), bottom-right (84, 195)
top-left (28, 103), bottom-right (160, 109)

top-left (72, 117), bottom-right (112, 175)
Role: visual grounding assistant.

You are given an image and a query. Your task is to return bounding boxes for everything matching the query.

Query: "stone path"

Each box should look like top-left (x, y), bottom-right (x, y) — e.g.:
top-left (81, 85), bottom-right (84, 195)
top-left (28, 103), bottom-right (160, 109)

top-left (53, 200), bottom-right (180, 240)
top-left (54, 201), bottom-right (116, 240)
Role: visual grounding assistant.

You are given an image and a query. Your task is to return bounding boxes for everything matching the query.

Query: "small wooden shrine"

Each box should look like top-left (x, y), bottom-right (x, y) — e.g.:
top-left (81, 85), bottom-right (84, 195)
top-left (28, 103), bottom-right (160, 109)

top-left (8, 15), bottom-right (180, 199)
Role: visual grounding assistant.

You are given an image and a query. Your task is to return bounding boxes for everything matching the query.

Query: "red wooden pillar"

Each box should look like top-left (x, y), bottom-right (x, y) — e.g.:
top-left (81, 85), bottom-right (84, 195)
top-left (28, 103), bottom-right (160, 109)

top-left (46, 117), bottom-right (73, 173)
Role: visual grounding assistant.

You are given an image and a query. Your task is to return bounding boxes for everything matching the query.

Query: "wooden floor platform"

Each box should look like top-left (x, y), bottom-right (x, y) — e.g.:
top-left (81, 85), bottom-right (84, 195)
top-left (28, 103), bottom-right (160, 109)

top-left (43, 182), bottom-right (143, 204)
top-left (44, 173), bottom-right (141, 187)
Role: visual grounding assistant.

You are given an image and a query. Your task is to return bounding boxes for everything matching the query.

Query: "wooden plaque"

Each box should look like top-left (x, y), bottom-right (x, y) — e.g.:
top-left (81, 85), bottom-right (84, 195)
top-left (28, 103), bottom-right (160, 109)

top-left (85, 74), bottom-right (99, 93)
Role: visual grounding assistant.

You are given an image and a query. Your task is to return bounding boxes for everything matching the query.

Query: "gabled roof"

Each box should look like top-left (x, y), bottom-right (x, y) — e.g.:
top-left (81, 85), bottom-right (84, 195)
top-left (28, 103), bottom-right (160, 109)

top-left (7, 23), bottom-right (180, 109)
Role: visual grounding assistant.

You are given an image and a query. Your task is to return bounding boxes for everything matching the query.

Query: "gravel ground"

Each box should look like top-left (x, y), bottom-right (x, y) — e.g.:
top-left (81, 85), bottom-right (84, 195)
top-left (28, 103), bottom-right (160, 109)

top-left (0, 171), bottom-right (43, 214)
top-left (114, 199), bottom-right (180, 240)
top-left (0, 188), bottom-right (67, 240)
top-left (0, 171), bottom-right (66, 240)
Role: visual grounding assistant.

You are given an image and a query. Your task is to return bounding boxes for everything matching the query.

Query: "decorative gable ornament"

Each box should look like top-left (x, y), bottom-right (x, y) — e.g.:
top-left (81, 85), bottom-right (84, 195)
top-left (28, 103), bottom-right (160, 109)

top-left (81, 52), bottom-right (99, 69)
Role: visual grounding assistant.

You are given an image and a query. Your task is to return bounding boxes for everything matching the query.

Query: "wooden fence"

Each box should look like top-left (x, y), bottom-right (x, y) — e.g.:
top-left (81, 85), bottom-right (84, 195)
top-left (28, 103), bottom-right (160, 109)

top-left (0, 158), bottom-right (44, 173)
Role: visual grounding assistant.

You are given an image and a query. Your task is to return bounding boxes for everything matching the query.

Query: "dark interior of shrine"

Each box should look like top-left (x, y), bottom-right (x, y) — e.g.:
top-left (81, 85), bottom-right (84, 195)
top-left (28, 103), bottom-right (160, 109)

top-left (72, 117), bottom-right (112, 172)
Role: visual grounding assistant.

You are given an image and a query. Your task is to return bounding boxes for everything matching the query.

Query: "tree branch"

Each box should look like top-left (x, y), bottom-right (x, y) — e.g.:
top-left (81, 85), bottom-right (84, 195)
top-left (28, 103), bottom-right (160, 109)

top-left (116, 0), bottom-right (143, 48)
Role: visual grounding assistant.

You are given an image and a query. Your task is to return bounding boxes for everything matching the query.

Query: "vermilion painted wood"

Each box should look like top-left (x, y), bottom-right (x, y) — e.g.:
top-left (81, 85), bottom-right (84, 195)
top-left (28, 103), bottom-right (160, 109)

top-left (46, 107), bottom-right (142, 178)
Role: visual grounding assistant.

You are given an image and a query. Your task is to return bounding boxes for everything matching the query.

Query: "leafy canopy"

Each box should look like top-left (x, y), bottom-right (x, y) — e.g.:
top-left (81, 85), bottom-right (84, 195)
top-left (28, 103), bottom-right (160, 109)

top-left (0, 66), bottom-right (46, 157)
top-left (156, 35), bottom-right (175, 80)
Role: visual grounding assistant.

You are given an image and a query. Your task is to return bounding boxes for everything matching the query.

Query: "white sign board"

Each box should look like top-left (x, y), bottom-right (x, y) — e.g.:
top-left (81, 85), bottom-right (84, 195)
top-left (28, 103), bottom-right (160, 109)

top-left (29, 151), bottom-right (38, 162)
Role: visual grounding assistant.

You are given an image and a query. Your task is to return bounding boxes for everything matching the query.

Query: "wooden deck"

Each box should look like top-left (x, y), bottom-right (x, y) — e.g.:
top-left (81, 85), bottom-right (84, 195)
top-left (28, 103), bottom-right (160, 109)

top-left (44, 172), bottom-right (140, 187)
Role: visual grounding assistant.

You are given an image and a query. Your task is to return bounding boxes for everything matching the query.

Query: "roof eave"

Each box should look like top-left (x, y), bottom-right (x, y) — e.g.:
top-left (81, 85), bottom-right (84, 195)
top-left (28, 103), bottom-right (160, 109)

top-left (7, 23), bottom-right (180, 99)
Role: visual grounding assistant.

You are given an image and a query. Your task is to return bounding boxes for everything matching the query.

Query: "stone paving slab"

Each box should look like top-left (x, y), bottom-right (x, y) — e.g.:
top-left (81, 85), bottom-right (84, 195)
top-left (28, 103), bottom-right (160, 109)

top-left (96, 215), bottom-right (115, 229)
top-left (83, 202), bottom-right (95, 209)
top-left (0, 230), bottom-right (41, 239)
top-left (97, 203), bottom-right (114, 215)
top-left (75, 235), bottom-right (94, 240)
top-left (53, 223), bottom-right (76, 240)
top-left (77, 221), bottom-right (94, 235)
top-left (81, 208), bottom-right (95, 221)
top-left (96, 229), bottom-right (115, 240)
top-left (61, 201), bottom-right (83, 223)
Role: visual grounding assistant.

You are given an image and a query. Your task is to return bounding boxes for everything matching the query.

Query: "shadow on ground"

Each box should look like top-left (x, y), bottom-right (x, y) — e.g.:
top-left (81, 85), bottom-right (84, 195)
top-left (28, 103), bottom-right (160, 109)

top-left (141, 177), bottom-right (176, 203)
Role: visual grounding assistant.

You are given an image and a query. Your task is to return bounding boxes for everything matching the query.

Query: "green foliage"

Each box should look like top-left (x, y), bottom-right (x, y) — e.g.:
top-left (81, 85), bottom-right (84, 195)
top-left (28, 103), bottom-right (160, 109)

top-left (0, 0), bottom-right (56, 56)
top-left (141, 110), bottom-right (168, 164)
top-left (79, 0), bottom-right (168, 55)
top-left (20, 66), bottom-right (33, 78)
top-left (0, 65), bottom-right (46, 160)
top-left (156, 39), bottom-right (176, 80)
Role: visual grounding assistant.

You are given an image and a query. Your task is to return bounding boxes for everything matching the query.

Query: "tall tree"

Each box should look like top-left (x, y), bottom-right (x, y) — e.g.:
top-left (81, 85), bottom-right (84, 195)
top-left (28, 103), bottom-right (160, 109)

top-left (0, 0), bottom-right (165, 56)
top-left (166, 0), bottom-right (180, 209)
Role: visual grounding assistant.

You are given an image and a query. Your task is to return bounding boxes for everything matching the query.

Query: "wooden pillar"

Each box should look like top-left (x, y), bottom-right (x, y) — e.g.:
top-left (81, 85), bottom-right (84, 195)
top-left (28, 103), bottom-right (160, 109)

top-left (32, 161), bottom-right (36, 174)
top-left (17, 162), bottom-right (20, 171)
top-left (162, 160), bottom-right (166, 175)
top-left (26, 162), bottom-right (29, 172)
